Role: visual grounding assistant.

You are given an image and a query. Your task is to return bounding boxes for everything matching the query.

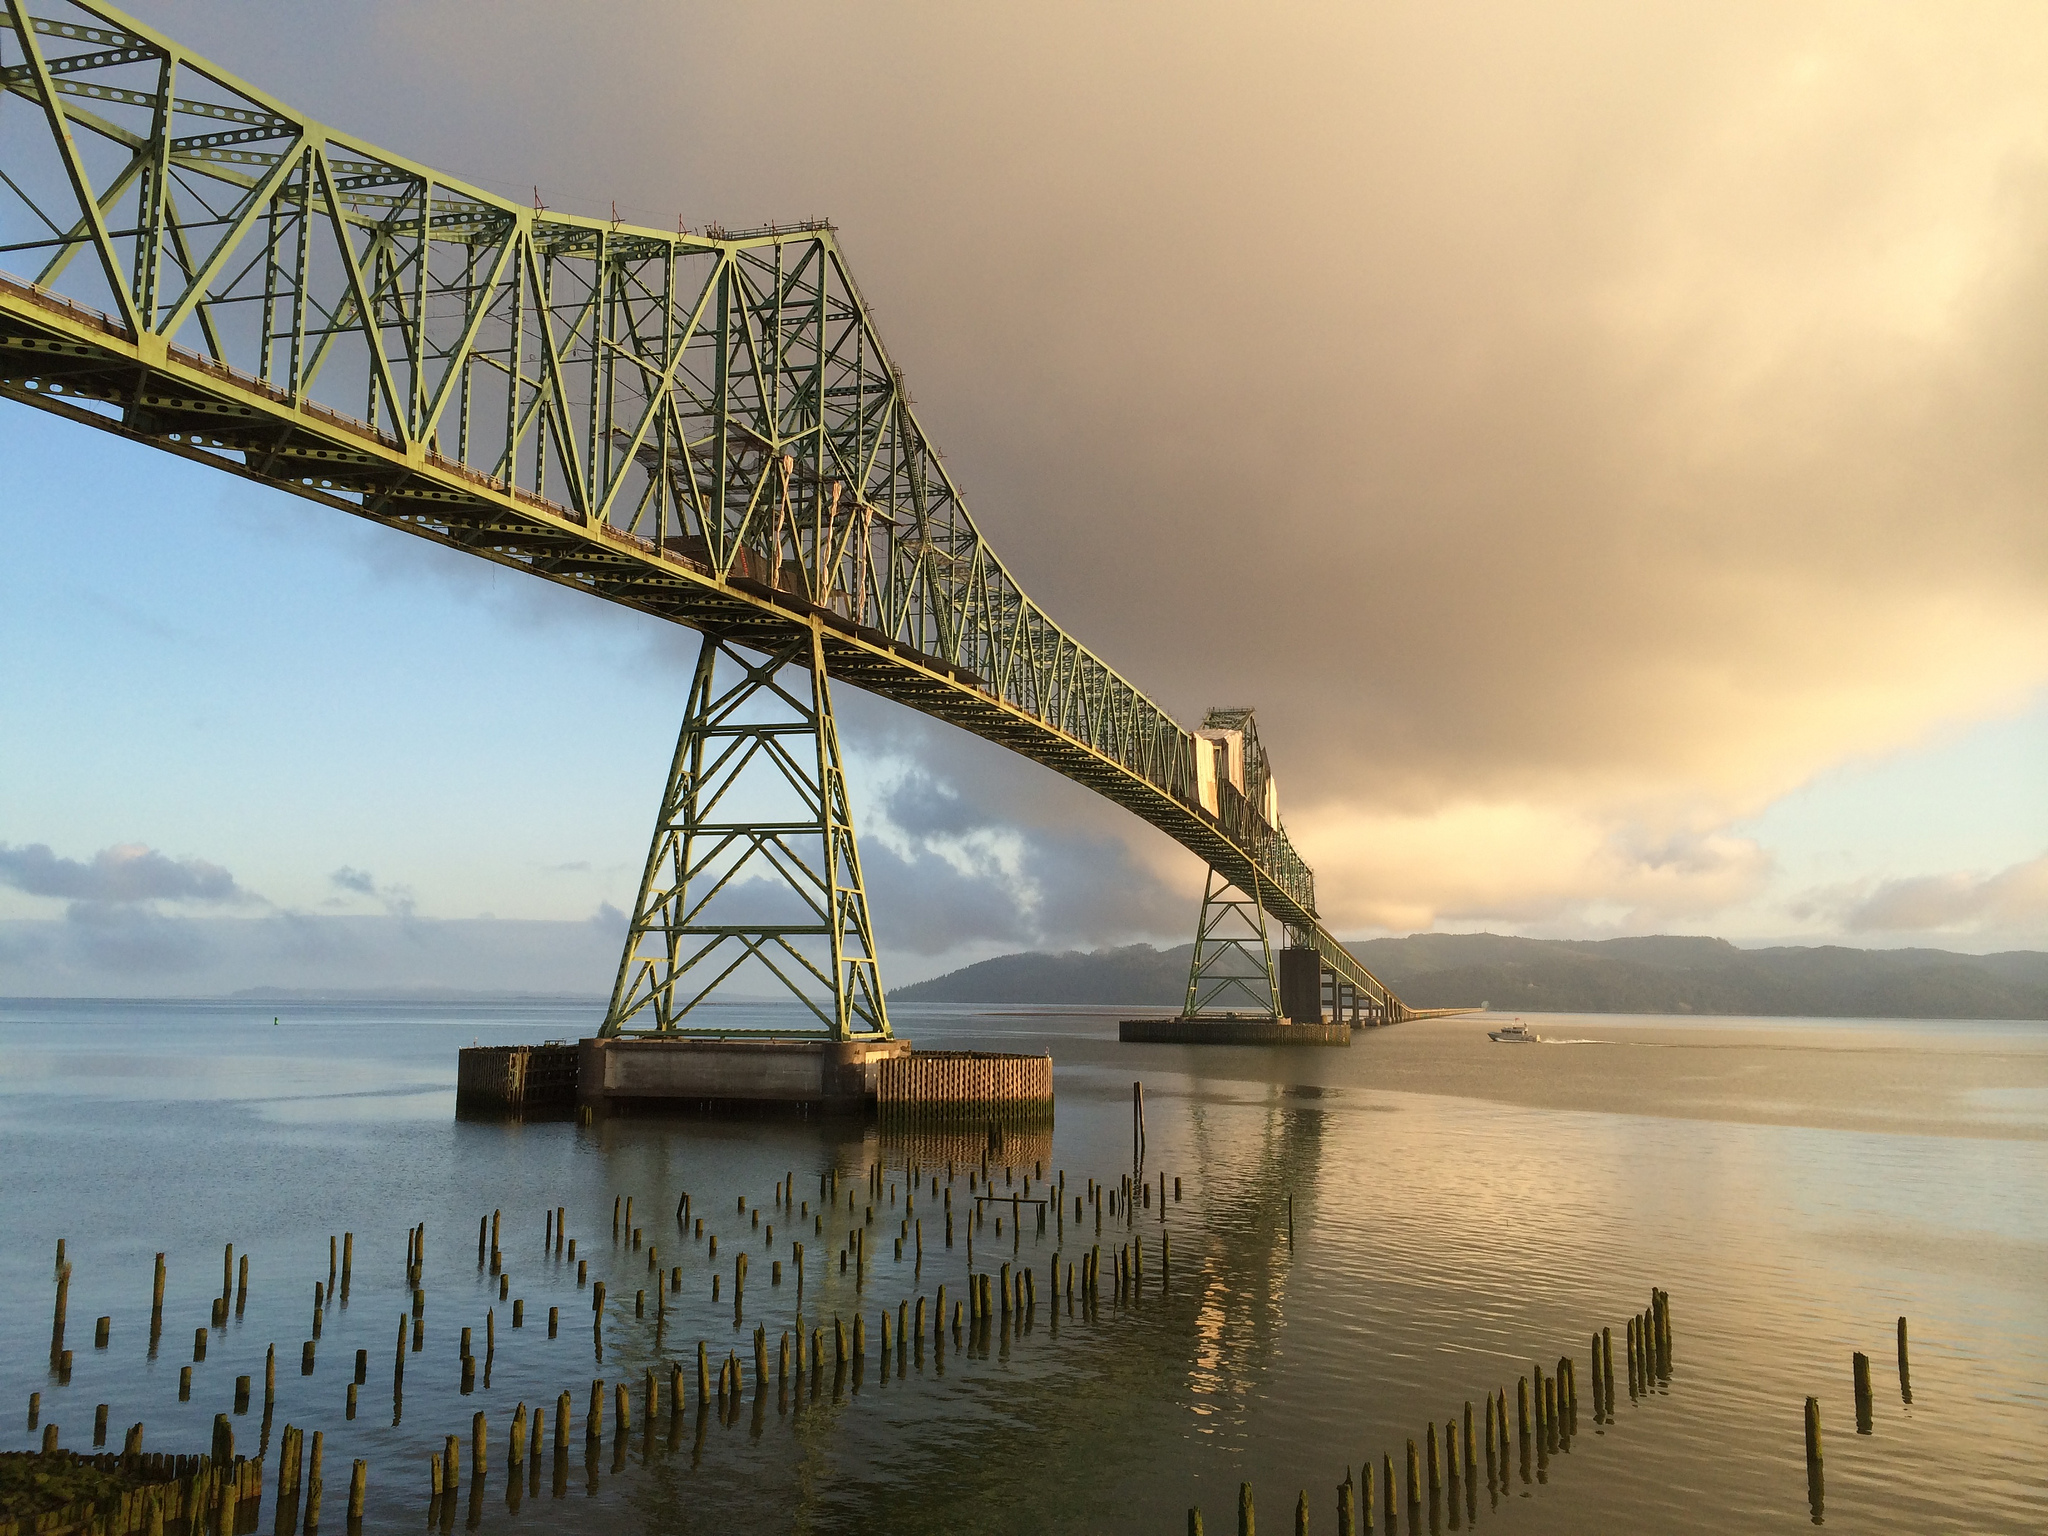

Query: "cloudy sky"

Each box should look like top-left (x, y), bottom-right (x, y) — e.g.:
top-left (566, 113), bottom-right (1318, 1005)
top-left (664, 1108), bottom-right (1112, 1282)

top-left (3, 0), bottom-right (2045, 994)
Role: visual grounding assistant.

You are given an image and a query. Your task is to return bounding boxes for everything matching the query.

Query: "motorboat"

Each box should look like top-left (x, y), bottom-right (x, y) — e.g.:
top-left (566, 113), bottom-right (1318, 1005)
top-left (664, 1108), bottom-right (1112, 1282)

top-left (1487, 1020), bottom-right (1540, 1043)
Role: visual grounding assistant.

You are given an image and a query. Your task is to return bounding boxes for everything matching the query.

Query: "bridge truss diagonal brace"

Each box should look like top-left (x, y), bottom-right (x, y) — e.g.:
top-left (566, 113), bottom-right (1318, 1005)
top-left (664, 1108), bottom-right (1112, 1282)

top-left (1182, 865), bottom-right (1284, 1020)
top-left (600, 622), bottom-right (892, 1041)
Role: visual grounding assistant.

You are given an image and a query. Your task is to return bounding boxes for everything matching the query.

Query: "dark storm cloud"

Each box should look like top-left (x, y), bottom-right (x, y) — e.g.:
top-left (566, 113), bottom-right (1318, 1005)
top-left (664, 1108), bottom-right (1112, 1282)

top-left (115, 0), bottom-right (2048, 937)
top-left (329, 866), bottom-right (376, 896)
top-left (0, 841), bottom-right (252, 906)
top-left (326, 865), bottom-right (417, 919)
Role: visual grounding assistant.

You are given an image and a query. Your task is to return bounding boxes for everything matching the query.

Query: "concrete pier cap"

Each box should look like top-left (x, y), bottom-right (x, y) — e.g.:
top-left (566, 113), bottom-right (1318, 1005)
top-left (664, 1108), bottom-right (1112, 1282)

top-left (577, 1034), bottom-right (911, 1116)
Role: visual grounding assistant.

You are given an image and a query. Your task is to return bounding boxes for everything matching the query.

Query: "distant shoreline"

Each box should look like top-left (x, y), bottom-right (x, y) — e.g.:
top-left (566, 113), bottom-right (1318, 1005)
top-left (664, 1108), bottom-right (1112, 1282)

top-left (891, 933), bottom-right (2048, 1021)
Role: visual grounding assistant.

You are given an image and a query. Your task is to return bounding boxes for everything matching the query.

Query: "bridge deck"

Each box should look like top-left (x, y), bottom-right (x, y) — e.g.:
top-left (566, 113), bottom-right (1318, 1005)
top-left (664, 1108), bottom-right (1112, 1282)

top-left (0, 0), bottom-right (1420, 1020)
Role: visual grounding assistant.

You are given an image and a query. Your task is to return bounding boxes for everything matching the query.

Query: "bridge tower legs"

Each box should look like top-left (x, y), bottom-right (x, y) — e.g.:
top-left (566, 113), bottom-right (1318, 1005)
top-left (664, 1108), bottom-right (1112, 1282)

top-left (1182, 867), bottom-right (1285, 1020)
top-left (600, 624), bottom-right (892, 1041)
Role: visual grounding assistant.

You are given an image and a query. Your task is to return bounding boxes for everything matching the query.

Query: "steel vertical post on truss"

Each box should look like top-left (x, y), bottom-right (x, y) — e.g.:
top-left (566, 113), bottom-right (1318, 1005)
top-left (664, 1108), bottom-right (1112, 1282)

top-left (600, 623), bottom-right (891, 1041)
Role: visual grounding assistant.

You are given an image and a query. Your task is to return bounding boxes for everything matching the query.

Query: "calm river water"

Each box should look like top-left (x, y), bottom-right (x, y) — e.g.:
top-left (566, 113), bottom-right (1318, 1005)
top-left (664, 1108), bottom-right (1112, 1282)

top-left (2, 1000), bottom-right (2043, 1533)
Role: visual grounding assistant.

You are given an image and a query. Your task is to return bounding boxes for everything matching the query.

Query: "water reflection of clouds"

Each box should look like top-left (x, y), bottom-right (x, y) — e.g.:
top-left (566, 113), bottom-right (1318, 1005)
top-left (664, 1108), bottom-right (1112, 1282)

top-left (251, 1085), bottom-right (453, 1124)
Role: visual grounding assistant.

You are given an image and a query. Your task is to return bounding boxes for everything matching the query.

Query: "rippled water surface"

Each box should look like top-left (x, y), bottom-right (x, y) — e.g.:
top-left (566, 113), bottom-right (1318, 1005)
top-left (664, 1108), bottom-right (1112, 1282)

top-left (2, 999), bottom-right (2043, 1532)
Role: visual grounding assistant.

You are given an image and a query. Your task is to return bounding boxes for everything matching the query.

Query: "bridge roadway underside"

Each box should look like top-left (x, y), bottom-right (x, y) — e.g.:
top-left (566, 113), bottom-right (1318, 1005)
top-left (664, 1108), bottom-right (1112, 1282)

top-left (0, 276), bottom-right (1409, 1018)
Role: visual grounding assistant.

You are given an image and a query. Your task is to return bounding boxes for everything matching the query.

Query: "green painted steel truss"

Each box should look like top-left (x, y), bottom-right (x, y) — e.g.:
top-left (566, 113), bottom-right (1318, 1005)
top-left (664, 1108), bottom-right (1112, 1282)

top-left (604, 626), bottom-right (890, 1041)
top-left (0, 0), bottom-right (1419, 1023)
top-left (1183, 867), bottom-right (1284, 1020)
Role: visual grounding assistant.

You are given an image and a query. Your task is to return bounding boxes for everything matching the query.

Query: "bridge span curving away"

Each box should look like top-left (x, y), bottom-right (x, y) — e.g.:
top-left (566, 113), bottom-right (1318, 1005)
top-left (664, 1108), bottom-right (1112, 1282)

top-left (0, 0), bottom-right (1440, 1032)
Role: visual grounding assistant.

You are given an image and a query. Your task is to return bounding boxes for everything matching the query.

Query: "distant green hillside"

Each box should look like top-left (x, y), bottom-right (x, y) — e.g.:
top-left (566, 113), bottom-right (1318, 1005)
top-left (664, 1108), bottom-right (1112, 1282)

top-left (891, 934), bottom-right (2048, 1019)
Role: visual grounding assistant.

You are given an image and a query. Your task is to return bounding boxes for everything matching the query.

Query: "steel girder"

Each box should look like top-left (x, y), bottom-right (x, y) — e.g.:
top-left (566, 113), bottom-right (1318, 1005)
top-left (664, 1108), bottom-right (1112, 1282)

top-left (0, 0), bottom-right (1417, 1022)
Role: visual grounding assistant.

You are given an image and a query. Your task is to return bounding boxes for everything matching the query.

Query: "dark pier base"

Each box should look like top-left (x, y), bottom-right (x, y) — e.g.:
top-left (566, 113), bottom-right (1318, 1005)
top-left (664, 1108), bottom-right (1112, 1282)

top-left (1118, 1016), bottom-right (1353, 1046)
top-left (454, 1043), bottom-right (580, 1116)
top-left (458, 1037), bottom-right (1060, 1123)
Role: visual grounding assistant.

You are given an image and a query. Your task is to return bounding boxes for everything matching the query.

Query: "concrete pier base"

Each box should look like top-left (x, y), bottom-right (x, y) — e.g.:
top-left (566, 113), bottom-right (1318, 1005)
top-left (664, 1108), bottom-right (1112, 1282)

top-left (576, 1035), bottom-right (911, 1116)
top-left (1117, 1015), bottom-right (1353, 1046)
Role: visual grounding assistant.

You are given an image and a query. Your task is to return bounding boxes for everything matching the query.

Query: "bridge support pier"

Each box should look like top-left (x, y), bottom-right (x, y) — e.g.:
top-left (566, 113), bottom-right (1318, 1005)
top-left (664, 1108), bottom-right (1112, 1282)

top-left (1182, 866), bottom-right (1285, 1019)
top-left (1119, 869), bottom-right (1351, 1044)
top-left (599, 624), bottom-right (892, 1043)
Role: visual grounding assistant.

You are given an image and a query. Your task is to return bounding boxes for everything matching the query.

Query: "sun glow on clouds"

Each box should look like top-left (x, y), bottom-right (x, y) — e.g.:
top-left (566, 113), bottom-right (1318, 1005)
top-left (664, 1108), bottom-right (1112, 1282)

top-left (24, 0), bottom-right (2048, 959)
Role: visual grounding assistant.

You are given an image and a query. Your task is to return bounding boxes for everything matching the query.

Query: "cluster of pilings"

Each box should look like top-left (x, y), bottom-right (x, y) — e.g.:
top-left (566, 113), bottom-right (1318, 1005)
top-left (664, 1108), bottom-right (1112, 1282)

top-left (1188, 1288), bottom-right (1679, 1534)
top-left (27, 1235), bottom-right (368, 1535)
top-left (1799, 1314), bottom-right (1913, 1523)
top-left (25, 1135), bottom-right (1747, 1532)
top-left (0, 1444), bottom-right (365, 1536)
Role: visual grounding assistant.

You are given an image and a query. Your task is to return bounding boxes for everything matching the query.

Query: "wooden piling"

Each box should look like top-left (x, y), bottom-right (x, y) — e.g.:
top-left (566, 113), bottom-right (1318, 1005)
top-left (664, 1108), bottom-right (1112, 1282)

top-left (1804, 1396), bottom-right (1823, 1463)
top-left (1427, 1423), bottom-right (1440, 1493)
top-left (587, 1378), bottom-right (604, 1439)
top-left (1853, 1351), bottom-right (1873, 1433)
top-left (1516, 1376), bottom-right (1528, 1439)
top-left (52, 1262), bottom-right (69, 1352)
top-left (555, 1390), bottom-right (571, 1449)
top-left (1897, 1316), bottom-right (1911, 1403)
top-left (1239, 1480), bottom-right (1255, 1536)
top-left (348, 1460), bottom-right (367, 1520)
top-left (1405, 1440), bottom-right (1419, 1506)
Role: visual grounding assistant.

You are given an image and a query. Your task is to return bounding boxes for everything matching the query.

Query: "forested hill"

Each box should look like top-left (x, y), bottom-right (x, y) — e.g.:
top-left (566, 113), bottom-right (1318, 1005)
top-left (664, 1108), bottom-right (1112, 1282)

top-left (891, 934), bottom-right (2048, 1019)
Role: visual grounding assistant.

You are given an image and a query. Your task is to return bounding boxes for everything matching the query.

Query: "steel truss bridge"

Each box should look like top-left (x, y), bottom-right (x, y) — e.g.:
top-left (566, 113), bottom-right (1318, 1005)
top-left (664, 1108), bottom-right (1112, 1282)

top-left (0, 0), bottom-right (1428, 1036)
